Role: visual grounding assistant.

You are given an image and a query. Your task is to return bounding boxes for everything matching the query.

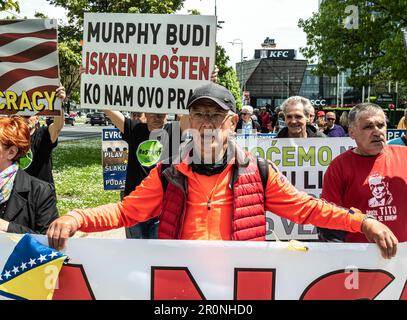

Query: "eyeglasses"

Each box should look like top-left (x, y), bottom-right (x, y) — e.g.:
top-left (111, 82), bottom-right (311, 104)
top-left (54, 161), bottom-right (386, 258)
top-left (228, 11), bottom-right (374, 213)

top-left (326, 118), bottom-right (335, 121)
top-left (241, 113), bottom-right (250, 116)
top-left (190, 111), bottom-right (231, 125)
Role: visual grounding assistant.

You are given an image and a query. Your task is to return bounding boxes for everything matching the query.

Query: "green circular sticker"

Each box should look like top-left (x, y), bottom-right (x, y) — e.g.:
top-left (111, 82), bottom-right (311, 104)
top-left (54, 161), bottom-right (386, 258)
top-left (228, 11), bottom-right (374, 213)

top-left (19, 149), bottom-right (33, 170)
top-left (136, 140), bottom-right (163, 167)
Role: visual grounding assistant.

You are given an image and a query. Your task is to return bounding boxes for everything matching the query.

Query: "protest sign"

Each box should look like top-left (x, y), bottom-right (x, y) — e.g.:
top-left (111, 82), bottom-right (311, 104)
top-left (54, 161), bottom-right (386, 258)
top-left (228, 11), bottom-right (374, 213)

top-left (80, 13), bottom-right (217, 114)
top-left (0, 234), bottom-right (405, 300)
top-left (236, 136), bottom-right (356, 240)
top-left (0, 19), bottom-right (61, 116)
top-left (387, 129), bottom-right (405, 141)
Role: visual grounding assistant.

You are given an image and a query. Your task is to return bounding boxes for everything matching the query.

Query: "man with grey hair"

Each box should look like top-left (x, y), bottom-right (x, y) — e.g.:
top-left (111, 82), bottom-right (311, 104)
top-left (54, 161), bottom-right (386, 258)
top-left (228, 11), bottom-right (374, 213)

top-left (388, 108), bottom-right (407, 146)
top-left (319, 102), bottom-right (407, 244)
top-left (307, 104), bottom-right (317, 127)
top-left (277, 96), bottom-right (325, 138)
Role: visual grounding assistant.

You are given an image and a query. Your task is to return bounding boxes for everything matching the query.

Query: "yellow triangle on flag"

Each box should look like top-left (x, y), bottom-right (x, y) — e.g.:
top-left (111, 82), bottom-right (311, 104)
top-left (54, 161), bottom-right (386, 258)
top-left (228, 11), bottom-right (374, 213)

top-left (0, 256), bottom-right (65, 300)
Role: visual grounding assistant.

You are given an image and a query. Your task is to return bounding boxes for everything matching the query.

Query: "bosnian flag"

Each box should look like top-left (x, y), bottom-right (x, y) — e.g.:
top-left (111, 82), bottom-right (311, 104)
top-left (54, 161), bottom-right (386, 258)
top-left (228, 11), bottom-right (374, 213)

top-left (0, 234), bottom-right (67, 300)
top-left (0, 19), bottom-right (61, 116)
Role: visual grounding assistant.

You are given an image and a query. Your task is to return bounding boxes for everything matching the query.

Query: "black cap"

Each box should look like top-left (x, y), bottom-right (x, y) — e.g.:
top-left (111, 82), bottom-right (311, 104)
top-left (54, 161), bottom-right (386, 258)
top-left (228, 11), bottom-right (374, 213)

top-left (187, 82), bottom-right (236, 113)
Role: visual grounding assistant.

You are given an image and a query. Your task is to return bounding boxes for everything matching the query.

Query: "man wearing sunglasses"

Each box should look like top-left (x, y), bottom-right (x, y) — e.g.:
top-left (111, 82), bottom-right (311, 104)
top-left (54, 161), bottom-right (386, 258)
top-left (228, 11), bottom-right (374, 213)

top-left (235, 105), bottom-right (261, 133)
top-left (48, 83), bottom-right (398, 260)
top-left (323, 111), bottom-right (347, 137)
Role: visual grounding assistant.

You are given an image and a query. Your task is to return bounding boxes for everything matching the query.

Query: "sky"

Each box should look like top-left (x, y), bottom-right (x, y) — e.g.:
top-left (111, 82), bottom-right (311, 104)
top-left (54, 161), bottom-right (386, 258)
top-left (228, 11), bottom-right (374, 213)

top-left (1, 0), bottom-right (320, 67)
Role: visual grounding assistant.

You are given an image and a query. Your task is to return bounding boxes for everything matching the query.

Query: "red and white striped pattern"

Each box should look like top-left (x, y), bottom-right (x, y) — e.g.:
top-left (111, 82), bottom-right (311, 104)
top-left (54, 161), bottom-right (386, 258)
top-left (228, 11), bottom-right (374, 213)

top-left (0, 19), bottom-right (60, 115)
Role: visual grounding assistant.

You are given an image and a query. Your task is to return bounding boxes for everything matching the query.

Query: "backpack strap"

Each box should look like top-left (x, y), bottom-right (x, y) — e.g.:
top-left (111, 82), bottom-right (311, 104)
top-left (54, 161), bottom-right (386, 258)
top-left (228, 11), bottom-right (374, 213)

top-left (256, 157), bottom-right (269, 191)
top-left (157, 162), bottom-right (171, 192)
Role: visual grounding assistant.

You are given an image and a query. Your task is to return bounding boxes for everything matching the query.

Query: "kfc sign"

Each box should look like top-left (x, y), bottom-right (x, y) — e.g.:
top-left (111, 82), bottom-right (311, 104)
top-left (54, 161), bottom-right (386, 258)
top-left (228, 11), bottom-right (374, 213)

top-left (254, 49), bottom-right (296, 60)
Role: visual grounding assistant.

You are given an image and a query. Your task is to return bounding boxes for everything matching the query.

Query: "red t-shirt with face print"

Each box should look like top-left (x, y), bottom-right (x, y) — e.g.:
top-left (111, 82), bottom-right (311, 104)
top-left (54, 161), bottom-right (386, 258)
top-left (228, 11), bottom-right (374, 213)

top-left (322, 145), bottom-right (407, 242)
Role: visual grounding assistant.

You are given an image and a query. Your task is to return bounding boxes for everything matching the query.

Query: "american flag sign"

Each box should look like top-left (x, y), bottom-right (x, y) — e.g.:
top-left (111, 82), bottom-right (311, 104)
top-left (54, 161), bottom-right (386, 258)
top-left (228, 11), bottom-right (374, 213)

top-left (0, 19), bottom-right (61, 116)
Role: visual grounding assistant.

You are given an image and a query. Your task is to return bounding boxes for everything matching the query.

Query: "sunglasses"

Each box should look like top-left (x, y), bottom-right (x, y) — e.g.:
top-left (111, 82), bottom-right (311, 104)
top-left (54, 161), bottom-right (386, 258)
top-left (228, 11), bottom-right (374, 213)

top-left (326, 118), bottom-right (335, 121)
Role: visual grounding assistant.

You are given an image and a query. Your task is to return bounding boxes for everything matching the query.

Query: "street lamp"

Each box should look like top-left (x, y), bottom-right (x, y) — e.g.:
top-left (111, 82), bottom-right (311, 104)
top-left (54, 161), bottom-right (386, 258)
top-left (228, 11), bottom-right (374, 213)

top-left (229, 39), bottom-right (244, 95)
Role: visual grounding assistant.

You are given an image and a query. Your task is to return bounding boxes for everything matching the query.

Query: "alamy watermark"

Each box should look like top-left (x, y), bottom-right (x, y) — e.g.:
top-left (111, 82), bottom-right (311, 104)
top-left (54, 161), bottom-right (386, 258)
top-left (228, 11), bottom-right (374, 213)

top-left (344, 5), bottom-right (359, 29)
top-left (344, 265), bottom-right (359, 290)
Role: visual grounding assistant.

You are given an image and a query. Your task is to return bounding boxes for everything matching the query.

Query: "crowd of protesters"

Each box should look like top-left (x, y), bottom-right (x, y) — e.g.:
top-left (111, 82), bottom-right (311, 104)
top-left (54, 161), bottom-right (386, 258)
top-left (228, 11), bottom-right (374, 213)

top-left (0, 79), bottom-right (403, 261)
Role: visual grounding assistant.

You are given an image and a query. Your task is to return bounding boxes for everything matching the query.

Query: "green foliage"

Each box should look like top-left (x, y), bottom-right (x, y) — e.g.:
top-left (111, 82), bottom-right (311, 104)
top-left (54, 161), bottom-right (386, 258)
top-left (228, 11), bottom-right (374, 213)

top-left (299, 0), bottom-right (407, 86)
top-left (53, 138), bottom-right (120, 215)
top-left (46, 0), bottom-right (185, 25)
top-left (58, 39), bottom-right (82, 105)
top-left (215, 45), bottom-right (242, 110)
top-left (0, 0), bottom-right (19, 12)
top-left (188, 9), bottom-right (200, 15)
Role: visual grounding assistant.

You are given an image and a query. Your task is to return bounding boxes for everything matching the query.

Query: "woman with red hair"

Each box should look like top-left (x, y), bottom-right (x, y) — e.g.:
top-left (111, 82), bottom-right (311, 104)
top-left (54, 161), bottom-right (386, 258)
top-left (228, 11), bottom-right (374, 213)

top-left (0, 117), bottom-right (58, 234)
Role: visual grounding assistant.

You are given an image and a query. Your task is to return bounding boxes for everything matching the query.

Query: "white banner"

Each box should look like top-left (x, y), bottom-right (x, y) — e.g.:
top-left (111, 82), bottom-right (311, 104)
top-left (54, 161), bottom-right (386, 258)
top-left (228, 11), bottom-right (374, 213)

top-left (236, 136), bottom-right (356, 240)
top-left (80, 13), bottom-right (217, 114)
top-left (0, 234), bottom-right (405, 300)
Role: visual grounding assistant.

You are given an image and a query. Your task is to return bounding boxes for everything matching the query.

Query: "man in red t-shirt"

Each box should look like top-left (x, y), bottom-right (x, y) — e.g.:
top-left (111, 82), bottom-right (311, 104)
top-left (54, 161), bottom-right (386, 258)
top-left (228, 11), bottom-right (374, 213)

top-left (319, 102), bottom-right (407, 243)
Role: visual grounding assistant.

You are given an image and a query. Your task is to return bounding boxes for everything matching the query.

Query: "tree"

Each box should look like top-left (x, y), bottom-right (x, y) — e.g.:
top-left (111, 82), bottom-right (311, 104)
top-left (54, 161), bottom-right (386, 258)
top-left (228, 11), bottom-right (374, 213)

top-left (298, 0), bottom-right (407, 86)
top-left (216, 45), bottom-right (242, 110)
top-left (0, 0), bottom-right (19, 12)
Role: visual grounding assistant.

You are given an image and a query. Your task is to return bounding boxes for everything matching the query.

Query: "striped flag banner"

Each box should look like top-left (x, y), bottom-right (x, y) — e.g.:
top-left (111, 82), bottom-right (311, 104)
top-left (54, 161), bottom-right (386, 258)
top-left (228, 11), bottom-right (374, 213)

top-left (0, 19), bottom-right (61, 116)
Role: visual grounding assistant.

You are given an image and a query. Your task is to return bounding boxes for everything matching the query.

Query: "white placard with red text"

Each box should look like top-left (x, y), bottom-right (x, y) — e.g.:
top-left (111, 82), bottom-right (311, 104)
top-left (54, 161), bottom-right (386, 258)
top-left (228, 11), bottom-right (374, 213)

top-left (80, 13), bottom-right (216, 114)
top-left (0, 234), bottom-right (405, 300)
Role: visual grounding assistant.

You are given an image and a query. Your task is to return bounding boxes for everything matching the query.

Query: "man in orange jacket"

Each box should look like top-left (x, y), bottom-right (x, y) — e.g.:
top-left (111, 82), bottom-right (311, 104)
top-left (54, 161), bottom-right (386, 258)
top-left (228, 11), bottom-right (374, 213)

top-left (47, 83), bottom-right (398, 259)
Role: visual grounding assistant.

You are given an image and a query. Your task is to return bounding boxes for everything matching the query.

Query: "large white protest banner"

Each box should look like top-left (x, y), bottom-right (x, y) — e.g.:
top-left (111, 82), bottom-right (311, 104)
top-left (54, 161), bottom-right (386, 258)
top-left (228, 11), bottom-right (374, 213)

top-left (0, 234), bottom-right (405, 300)
top-left (236, 136), bottom-right (356, 240)
top-left (0, 19), bottom-right (61, 116)
top-left (80, 13), bottom-right (217, 114)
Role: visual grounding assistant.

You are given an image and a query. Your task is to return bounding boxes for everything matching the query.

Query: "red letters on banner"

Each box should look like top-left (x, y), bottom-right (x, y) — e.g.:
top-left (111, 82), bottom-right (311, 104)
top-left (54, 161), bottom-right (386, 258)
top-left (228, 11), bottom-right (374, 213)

top-left (300, 269), bottom-right (394, 300)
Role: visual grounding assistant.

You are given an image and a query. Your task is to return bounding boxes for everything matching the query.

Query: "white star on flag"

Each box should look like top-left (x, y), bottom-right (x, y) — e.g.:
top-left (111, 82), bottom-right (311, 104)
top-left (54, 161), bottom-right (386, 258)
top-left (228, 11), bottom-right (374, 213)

top-left (28, 258), bottom-right (36, 267)
top-left (20, 262), bottom-right (27, 271)
top-left (49, 251), bottom-right (59, 259)
top-left (12, 266), bottom-right (19, 275)
top-left (37, 254), bottom-right (47, 263)
top-left (4, 271), bottom-right (11, 279)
